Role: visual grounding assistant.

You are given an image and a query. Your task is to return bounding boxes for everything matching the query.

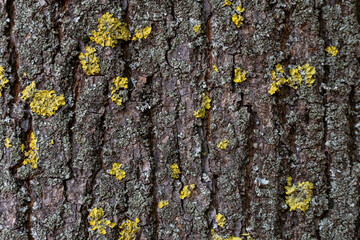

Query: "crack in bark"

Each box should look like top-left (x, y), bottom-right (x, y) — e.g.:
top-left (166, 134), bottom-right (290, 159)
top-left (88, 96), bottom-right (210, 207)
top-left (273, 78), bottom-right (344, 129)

top-left (5, 0), bottom-right (20, 104)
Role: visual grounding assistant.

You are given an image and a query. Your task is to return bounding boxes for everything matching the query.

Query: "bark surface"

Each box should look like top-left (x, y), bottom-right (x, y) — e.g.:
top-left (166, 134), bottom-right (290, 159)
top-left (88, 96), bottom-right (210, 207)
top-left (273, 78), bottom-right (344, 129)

top-left (0, 0), bottom-right (359, 239)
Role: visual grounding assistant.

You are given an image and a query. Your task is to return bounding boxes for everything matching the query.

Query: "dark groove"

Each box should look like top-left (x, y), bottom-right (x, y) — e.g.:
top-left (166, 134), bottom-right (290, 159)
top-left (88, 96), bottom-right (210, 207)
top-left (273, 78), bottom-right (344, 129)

top-left (5, 0), bottom-right (21, 104)
top-left (245, 106), bottom-right (254, 232)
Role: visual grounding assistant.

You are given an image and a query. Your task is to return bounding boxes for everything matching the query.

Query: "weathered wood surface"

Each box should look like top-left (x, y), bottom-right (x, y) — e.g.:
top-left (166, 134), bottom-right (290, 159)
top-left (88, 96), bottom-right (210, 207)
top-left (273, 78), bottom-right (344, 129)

top-left (0, 0), bottom-right (359, 239)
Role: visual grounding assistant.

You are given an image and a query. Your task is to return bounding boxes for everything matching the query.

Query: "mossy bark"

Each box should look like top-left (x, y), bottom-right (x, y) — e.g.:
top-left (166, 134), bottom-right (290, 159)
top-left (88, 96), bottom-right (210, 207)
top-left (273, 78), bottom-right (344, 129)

top-left (0, 0), bottom-right (359, 239)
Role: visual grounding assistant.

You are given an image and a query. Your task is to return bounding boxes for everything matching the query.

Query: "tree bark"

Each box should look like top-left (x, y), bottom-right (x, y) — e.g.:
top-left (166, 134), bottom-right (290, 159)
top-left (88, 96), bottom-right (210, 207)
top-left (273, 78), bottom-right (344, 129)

top-left (0, 0), bottom-right (359, 239)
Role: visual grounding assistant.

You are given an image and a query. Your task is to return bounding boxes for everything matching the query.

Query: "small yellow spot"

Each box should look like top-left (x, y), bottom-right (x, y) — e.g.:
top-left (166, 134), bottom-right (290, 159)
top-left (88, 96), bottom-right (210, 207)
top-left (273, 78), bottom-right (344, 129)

top-left (325, 46), bottom-right (338, 57)
top-left (213, 65), bottom-right (219, 72)
top-left (170, 163), bottom-right (181, 178)
top-left (23, 72), bottom-right (27, 77)
top-left (193, 24), bottom-right (201, 33)
top-left (180, 184), bottom-right (195, 199)
top-left (118, 218), bottom-right (140, 240)
top-left (217, 139), bottom-right (229, 150)
top-left (79, 46), bottom-right (100, 76)
top-left (109, 163), bottom-right (126, 182)
top-left (0, 66), bottom-right (9, 97)
top-left (111, 77), bottom-right (128, 106)
top-left (216, 213), bottom-right (226, 228)
top-left (132, 26), bottom-right (152, 41)
top-left (21, 81), bottom-right (37, 101)
top-left (20, 143), bottom-right (25, 152)
top-left (194, 93), bottom-right (211, 118)
top-left (232, 13), bottom-right (244, 28)
top-left (285, 177), bottom-right (314, 212)
top-left (224, 0), bottom-right (232, 6)
top-left (234, 67), bottom-right (248, 83)
top-left (5, 138), bottom-right (12, 148)
top-left (30, 90), bottom-right (66, 117)
top-left (158, 200), bottom-right (169, 209)
top-left (23, 132), bottom-right (39, 169)
top-left (91, 12), bottom-right (131, 47)
top-left (88, 207), bottom-right (116, 235)
top-left (236, 4), bottom-right (245, 13)
top-left (49, 139), bottom-right (54, 145)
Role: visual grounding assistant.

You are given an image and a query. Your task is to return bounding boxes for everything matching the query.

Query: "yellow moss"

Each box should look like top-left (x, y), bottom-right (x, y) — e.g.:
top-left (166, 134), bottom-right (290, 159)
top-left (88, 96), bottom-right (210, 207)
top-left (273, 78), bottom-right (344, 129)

top-left (109, 163), bottom-right (126, 182)
top-left (193, 24), bottom-right (201, 33)
top-left (132, 26), bottom-right (152, 41)
top-left (88, 207), bottom-right (116, 235)
top-left (111, 77), bottom-right (128, 106)
top-left (234, 67), bottom-right (248, 83)
top-left (211, 229), bottom-right (243, 240)
top-left (29, 90), bottom-right (65, 117)
top-left (216, 213), bottom-right (226, 228)
top-left (21, 81), bottom-right (37, 101)
top-left (158, 200), bottom-right (169, 209)
top-left (91, 12), bottom-right (131, 47)
top-left (118, 218), bottom-right (140, 240)
top-left (194, 93), bottom-right (211, 118)
top-left (5, 138), bottom-right (12, 148)
top-left (236, 5), bottom-right (245, 12)
top-left (23, 132), bottom-right (39, 169)
top-left (213, 65), bottom-right (219, 72)
top-left (285, 177), bottom-right (314, 212)
top-left (224, 0), bottom-right (232, 6)
top-left (170, 163), bottom-right (181, 178)
top-left (180, 184), bottom-right (195, 199)
top-left (0, 66), bottom-right (9, 97)
top-left (79, 46), bottom-right (100, 76)
top-left (217, 139), bottom-right (229, 150)
top-left (325, 46), bottom-right (338, 57)
top-left (232, 13), bottom-right (244, 28)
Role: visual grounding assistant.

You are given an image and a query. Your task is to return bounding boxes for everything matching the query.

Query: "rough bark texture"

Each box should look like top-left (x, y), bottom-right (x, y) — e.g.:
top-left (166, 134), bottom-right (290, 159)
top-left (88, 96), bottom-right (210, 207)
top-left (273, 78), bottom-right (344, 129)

top-left (0, 0), bottom-right (359, 239)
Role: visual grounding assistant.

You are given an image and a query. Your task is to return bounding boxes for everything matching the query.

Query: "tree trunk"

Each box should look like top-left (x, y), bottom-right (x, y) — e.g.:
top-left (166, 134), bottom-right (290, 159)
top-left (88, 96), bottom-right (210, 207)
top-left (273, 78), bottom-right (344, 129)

top-left (0, 0), bottom-right (359, 239)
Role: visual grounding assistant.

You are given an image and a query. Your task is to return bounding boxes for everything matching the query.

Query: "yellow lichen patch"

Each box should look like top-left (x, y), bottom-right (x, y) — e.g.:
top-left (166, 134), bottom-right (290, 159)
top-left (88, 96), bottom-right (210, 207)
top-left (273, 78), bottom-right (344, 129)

top-left (193, 24), bottom-right (201, 33)
top-left (217, 139), bottom-right (229, 149)
top-left (5, 138), bottom-right (12, 148)
top-left (49, 139), bottom-right (54, 145)
top-left (118, 218), bottom-right (140, 240)
top-left (194, 93), bottom-right (211, 118)
top-left (111, 77), bottom-right (128, 106)
top-left (132, 26), bottom-right (152, 41)
top-left (88, 207), bottom-right (116, 235)
top-left (79, 46), bottom-right (100, 76)
top-left (216, 213), bottom-right (226, 228)
top-left (30, 90), bottom-right (66, 117)
top-left (285, 177), bottom-right (314, 212)
top-left (91, 12), bottom-right (131, 47)
top-left (23, 132), bottom-right (39, 169)
top-left (236, 4), bottom-right (245, 12)
top-left (224, 0), bottom-right (232, 6)
top-left (325, 46), bottom-right (338, 57)
top-left (109, 163), bottom-right (126, 182)
top-left (23, 72), bottom-right (27, 77)
top-left (21, 81), bottom-right (37, 101)
top-left (234, 67), bottom-right (248, 83)
top-left (232, 13), bottom-right (244, 28)
top-left (20, 143), bottom-right (25, 152)
top-left (211, 229), bottom-right (243, 240)
top-left (0, 66), bottom-right (9, 97)
top-left (158, 200), bottom-right (169, 209)
top-left (269, 63), bottom-right (316, 95)
top-left (180, 184), bottom-right (195, 199)
top-left (213, 65), bottom-right (219, 72)
top-left (170, 163), bottom-right (181, 178)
